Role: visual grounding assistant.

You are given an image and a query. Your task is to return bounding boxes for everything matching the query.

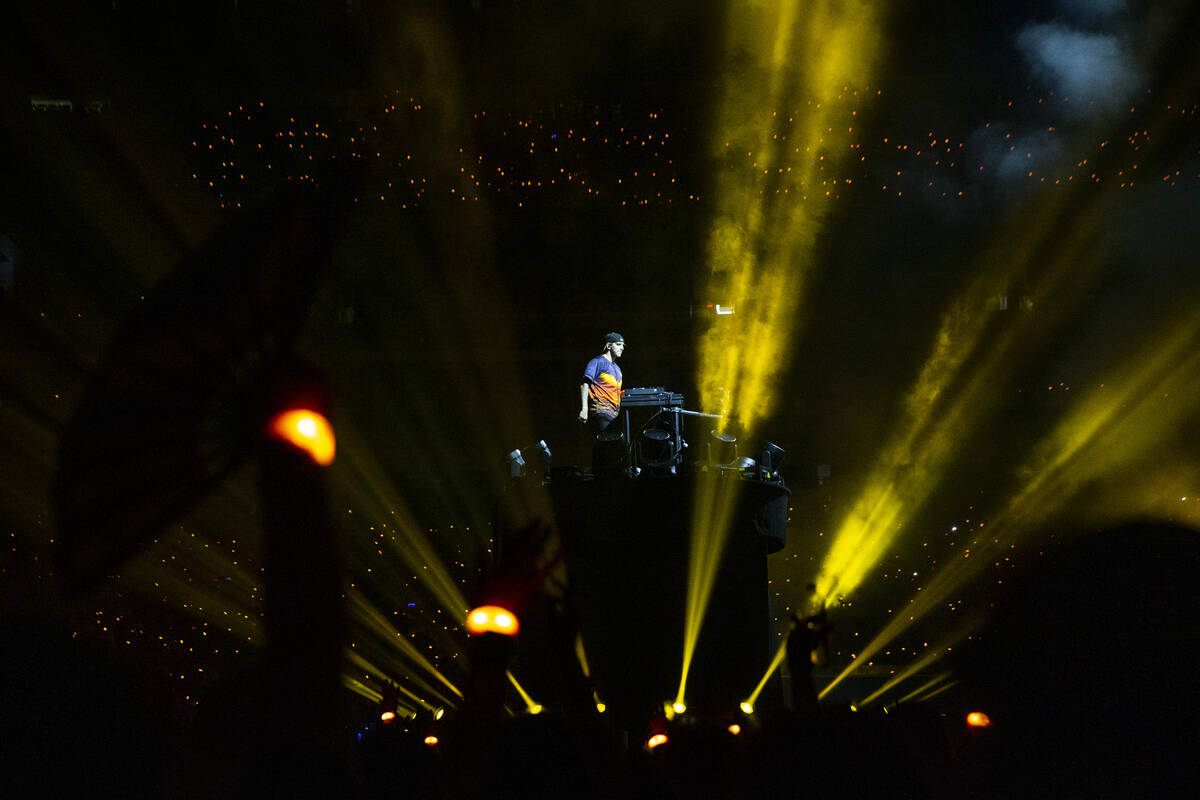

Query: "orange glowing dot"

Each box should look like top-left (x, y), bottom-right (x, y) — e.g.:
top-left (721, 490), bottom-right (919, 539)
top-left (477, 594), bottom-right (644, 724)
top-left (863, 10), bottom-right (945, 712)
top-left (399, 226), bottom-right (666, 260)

top-left (380, 711), bottom-right (396, 723)
top-left (647, 733), bottom-right (669, 750)
top-left (967, 711), bottom-right (991, 728)
top-left (728, 724), bottom-right (742, 735)
top-left (267, 409), bottom-right (335, 465)
top-left (424, 735), bottom-right (439, 746)
top-left (465, 605), bottom-right (520, 636)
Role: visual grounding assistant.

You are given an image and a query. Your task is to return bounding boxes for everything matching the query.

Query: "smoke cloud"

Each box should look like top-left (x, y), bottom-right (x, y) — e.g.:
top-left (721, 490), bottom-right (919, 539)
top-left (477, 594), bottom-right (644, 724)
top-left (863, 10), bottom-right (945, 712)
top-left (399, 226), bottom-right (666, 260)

top-left (1015, 23), bottom-right (1144, 118)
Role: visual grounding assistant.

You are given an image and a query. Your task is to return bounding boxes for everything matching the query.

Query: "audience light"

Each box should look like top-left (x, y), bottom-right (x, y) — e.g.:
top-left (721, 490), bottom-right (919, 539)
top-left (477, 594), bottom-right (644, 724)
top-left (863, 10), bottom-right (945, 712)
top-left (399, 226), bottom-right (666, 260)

top-left (267, 408), bottom-right (336, 465)
top-left (967, 711), bottom-right (992, 728)
top-left (465, 605), bottom-right (520, 636)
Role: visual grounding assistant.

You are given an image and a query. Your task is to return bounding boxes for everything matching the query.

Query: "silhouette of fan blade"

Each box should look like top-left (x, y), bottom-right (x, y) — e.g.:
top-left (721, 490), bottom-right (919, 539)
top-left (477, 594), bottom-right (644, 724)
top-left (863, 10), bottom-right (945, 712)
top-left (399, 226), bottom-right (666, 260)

top-left (54, 192), bottom-right (342, 594)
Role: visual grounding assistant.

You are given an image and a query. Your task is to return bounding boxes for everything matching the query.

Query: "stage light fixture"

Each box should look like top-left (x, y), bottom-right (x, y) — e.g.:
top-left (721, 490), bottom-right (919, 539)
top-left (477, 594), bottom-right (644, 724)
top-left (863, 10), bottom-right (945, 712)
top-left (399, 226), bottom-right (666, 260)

top-left (507, 448), bottom-right (526, 478)
top-left (530, 439), bottom-right (552, 475)
top-left (672, 701), bottom-right (687, 715)
top-left (640, 428), bottom-right (677, 473)
top-left (466, 605), bottom-right (520, 636)
top-left (739, 701), bottom-right (754, 715)
top-left (708, 430), bottom-right (738, 466)
top-left (760, 441), bottom-right (785, 477)
top-left (593, 428), bottom-right (628, 474)
top-left (507, 440), bottom-right (551, 478)
top-left (433, 708), bottom-right (445, 720)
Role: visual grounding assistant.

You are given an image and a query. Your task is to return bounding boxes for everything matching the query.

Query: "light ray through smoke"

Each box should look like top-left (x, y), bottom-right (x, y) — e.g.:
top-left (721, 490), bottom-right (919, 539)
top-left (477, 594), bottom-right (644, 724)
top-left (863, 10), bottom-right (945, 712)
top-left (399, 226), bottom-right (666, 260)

top-left (681, 0), bottom-right (886, 708)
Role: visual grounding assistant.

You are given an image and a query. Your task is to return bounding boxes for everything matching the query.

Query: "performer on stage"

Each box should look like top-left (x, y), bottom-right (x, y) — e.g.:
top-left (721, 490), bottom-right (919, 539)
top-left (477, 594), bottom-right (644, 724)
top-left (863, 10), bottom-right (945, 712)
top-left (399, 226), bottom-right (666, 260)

top-left (579, 332), bottom-right (624, 436)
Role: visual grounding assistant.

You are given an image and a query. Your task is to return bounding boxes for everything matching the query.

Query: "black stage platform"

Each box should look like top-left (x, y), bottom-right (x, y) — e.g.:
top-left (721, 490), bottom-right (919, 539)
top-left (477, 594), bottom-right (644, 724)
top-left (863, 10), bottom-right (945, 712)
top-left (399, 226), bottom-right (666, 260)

top-left (513, 470), bottom-right (788, 727)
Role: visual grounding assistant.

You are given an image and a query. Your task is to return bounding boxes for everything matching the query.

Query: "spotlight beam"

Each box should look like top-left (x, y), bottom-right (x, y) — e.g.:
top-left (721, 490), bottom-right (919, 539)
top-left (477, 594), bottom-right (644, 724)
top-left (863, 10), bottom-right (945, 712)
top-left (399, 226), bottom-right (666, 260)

top-left (914, 680), bottom-right (959, 703)
top-left (822, 313), bottom-right (1200, 695)
top-left (742, 634), bottom-right (790, 710)
top-left (813, 67), bottom-right (1200, 609)
top-left (823, 615), bottom-right (977, 701)
top-left (333, 423), bottom-right (469, 621)
top-left (342, 676), bottom-right (383, 704)
top-left (346, 587), bottom-right (464, 700)
top-left (345, 649), bottom-right (445, 711)
top-left (682, 0), bottom-right (886, 710)
top-left (854, 636), bottom-right (956, 708)
top-left (505, 670), bottom-right (541, 714)
top-left (816, 199), bottom-right (1116, 604)
top-left (895, 671), bottom-right (952, 706)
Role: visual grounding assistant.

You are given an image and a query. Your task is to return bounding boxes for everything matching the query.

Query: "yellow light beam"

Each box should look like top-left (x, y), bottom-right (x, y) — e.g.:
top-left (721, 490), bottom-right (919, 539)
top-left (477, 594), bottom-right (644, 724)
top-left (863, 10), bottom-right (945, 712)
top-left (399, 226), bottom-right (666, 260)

top-left (856, 657), bottom-right (940, 709)
top-left (332, 420), bottom-right (469, 621)
top-left (346, 587), bottom-right (464, 699)
top-left (342, 676), bottom-right (383, 703)
top-left (823, 614), bottom-right (977, 700)
top-left (344, 649), bottom-right (444, 711)
top-left (813, 78), bottom-right (1200, 608)
top-left (856, 640), bottom-right (954, 708)
top-left (683, 0), bottom-right (886, 708)
top-left (574, 632), bottom-right (591, 679)
top-left (372, 6), bottom-right (556, 532)
top-left (914, 680), bottom-right (959, 703)
top-left (822, 313), bottom-right (1200, 694)
top-left (896, 672), bottom-right (953, 706)
top-left (505, 670), bottom-right (541, 713)
top-left (815, 201), bottom-right (1114, 604)
top-left (994, 313), bottom-right (1200, 535)
top-left (743, 635), bottom-right (790, 709)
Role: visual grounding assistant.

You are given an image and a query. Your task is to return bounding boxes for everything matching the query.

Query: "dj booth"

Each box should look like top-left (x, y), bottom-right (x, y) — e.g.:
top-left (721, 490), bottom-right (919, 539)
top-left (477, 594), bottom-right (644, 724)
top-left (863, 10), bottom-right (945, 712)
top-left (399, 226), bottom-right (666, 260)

top-left (502, 387), bottom-right (791, 724)
top-left (595, 386), bottom-right (774, 480)
top-left (549, 470), bottom-right (788, 723)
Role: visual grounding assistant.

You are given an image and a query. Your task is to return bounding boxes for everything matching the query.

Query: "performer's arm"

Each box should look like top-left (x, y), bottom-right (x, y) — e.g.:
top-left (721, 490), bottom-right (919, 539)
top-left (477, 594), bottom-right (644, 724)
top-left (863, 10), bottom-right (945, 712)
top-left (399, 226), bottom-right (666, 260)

top-left (579, 383), bottom-right (590, 422)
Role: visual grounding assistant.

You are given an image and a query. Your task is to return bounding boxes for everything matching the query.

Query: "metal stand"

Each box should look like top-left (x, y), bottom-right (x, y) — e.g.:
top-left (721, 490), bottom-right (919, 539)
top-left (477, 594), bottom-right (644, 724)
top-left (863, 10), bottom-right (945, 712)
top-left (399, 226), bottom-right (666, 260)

top-left (623, 405), bottom-right (724, 473)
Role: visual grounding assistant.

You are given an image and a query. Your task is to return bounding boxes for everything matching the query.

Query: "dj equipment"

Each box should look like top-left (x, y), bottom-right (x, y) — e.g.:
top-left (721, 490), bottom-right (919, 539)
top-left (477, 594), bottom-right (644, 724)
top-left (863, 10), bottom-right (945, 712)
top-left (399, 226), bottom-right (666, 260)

top-left (621, 387), bottom-right (684, 408)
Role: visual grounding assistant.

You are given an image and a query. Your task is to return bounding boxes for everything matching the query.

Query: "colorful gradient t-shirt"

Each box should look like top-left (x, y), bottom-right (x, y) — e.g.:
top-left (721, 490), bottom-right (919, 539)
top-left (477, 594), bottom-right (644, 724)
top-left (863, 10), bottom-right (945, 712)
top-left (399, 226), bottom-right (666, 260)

top-left (583, 356), bottom-right (623, 419)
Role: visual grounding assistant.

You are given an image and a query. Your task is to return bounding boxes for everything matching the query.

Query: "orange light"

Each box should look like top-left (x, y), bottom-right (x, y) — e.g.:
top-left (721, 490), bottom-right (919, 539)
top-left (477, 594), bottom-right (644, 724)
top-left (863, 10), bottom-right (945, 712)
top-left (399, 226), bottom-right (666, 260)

top-left (966, 711), bottom-right (992, 728)
top-left (647, 733), bottom-right (669, 750)
top-left (424, 735), bottom-right (439, 746)
top-left (728, 724), bottom-right (742, 735)
top-left (267, 409), bottom-right (336, 465)
top-left (380, 711), bottom-right (396, 723)
top-left (465, 605), bottom-right (520, 636)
